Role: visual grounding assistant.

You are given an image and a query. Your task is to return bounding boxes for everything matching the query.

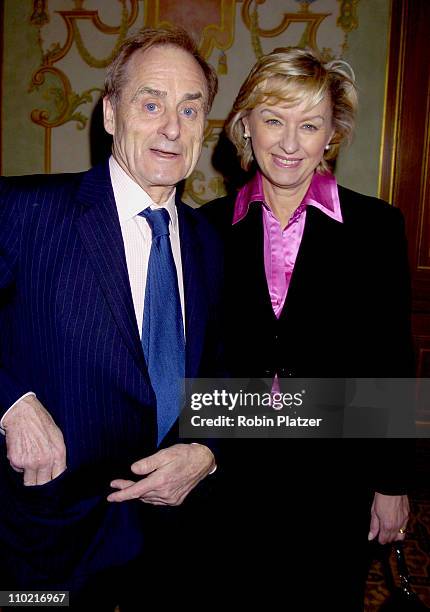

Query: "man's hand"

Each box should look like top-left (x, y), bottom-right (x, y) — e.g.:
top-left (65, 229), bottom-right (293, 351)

top-left (3, 396), bottom-right (66, 486)
top-left (368, 492), bottom-right (410, 544)
top-left (107, 443), bottom-right (215, 506)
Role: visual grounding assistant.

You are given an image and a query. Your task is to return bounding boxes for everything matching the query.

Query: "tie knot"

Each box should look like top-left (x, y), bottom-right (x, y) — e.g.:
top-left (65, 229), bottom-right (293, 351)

top-left (139, 207), bottom-right (171, 238)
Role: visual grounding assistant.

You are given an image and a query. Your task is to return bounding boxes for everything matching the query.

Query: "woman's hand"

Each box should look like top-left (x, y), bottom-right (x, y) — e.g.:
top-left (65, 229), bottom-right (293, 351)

top-left (368, 493), bottom-right (410, 544)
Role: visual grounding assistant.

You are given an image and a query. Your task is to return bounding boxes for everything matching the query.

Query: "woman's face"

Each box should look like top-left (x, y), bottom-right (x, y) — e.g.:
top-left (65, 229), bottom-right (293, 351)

top-left (242, 95), bottom-right (334, 193)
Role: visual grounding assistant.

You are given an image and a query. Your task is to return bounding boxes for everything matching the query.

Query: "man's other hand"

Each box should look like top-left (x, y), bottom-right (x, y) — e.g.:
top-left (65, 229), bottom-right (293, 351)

top-left (108, 443), bottom-right (215, 505)
top-left (3, 396), bottom-right (66, 486)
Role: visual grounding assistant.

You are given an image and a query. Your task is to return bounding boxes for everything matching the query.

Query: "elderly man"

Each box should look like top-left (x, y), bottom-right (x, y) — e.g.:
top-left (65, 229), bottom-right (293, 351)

top-left (0, 27), bottom-right (221, 609)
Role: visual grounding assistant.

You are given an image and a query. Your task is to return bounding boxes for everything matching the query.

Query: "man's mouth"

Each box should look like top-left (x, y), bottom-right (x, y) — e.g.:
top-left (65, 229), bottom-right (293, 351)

top-left (150, 148), bottom-right (181, 159)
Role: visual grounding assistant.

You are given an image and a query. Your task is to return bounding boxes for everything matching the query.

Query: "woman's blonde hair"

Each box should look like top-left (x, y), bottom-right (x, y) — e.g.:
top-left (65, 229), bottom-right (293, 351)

top-left (226, 47), bottom-right (357, 173)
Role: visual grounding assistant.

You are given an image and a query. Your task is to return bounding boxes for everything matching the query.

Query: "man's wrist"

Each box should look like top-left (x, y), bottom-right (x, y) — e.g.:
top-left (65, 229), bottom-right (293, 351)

top-left (0, 392), bottom-right (37, 434)
top-left (190, 442), bottom-right (217, 475)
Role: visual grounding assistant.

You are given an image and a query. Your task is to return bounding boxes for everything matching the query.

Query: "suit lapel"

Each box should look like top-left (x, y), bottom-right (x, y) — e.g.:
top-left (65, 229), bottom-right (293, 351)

top-left (231, 203), bottom-right (276, 322)
top-left (282, 205), bottom-right (345, 320)
top-left (74, 162), bottom-right (146, 372)
top-left (177, 199), bottom-right (208, 377)
top-left (232, 202), bottom-right (345, 324)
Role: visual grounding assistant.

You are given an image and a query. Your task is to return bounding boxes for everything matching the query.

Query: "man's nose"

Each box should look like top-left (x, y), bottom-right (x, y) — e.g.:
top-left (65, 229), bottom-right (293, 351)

top-left (158, 108), bottom-right (180, 141)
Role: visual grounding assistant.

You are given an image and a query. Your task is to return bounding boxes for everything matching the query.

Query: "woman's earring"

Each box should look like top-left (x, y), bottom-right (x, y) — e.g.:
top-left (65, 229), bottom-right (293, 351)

top-left (325, 144), bottom-right (330, 151)
top-left (244, 133), bottom-right (250, 139)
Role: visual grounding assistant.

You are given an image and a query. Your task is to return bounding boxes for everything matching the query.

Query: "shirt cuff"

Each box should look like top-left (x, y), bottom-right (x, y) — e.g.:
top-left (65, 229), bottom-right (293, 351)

top-left (191, 442), bottom-right (217, 475)
top-left (0, 392), bottom-right (37, 435)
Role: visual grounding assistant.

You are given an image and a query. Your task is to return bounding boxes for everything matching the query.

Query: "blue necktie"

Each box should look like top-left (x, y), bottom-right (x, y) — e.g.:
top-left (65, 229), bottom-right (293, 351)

top-left (139, 207), bottom-right (185, 445)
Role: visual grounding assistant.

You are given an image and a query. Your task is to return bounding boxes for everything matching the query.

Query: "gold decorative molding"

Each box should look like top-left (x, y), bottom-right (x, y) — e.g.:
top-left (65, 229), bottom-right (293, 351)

top-left (29, 0), bottom-right (139, 173)
top-left (71, 11), bottom-right (129, 69)
top-left (29, 65), bottom-right (101, 173)
top-left (202, 119), bottom-right (225, 148)
top-left (185, 170), bottom-right (226, 206)
top-left (417, 82), bottom-right (430, 270)
top-left (49, 1), bottom-right (139, 66)
top-left (19, 0), bottom-right (362, 180)
top-left (336, 0), bottom-right (359, 53)
top-left (242, 0), bottom-right (331, 54)
top-left (31, 79), bottom-right (101, 131)
top-left (184, 120), bottom-right (226, 205)
top-left (144, 0), bottom-right (237, 60)
top-left (30, 0), bottom-right (50, 27)
top-left (199, 1), bottom-right (237, 60)
top-left (336, 0), bottom-right (359, 32)
top-left (249, 4), bottom-right (263, 58)
top-left (377, 0), bottom-right (407, 204)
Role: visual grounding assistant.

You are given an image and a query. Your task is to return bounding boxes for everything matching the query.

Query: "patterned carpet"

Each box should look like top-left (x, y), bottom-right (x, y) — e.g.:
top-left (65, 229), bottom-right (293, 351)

top-left (365, 439), bottom-right (430, 610)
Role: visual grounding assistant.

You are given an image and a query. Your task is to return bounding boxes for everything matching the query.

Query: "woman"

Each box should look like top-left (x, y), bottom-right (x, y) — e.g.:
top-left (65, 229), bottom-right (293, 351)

top-left (203, 48), bottom-right (414, 610)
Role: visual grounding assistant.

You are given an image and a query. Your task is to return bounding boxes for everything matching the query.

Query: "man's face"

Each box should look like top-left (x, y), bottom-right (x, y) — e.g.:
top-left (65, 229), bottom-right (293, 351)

top-left (103, 44), bottom-right (208, 203)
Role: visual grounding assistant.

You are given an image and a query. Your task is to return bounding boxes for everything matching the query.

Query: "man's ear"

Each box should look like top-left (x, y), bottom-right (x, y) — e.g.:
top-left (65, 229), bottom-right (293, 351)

top-left (103, 97), bottom-right (115, 136)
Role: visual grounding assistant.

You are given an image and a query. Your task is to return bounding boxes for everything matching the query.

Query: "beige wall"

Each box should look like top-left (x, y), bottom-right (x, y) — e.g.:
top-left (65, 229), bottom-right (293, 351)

top-left (336, 0), bottom-right (390, 196)
top-left (1, 0), bottom-right (390, 201)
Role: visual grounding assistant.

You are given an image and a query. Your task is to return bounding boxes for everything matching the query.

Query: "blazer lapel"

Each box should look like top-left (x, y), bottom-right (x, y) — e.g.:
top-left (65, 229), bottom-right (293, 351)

top-left (282, 205), bottom-right (346, 320)
top-left (74, 162), bottom-right (145, 372)
top-left (232, 203), bottom-right (277, 322)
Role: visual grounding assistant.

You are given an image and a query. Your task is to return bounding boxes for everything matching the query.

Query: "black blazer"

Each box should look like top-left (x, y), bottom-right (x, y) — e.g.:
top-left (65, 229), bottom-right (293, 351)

top-left (202, 184), bottom-right (415, 497)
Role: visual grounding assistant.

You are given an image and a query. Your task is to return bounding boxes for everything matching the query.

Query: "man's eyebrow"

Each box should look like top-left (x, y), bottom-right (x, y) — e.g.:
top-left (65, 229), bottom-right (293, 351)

top-left (131, 88), bottom-right (204, 104)
top-left (132, 86), bottom-right (167, 101)
top-left (181, 92), bottom-right (203, 103)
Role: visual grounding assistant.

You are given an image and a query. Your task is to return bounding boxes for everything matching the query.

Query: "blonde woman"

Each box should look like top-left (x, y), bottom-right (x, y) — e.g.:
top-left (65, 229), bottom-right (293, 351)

top-left (203, 47), bottom-right (413, 610)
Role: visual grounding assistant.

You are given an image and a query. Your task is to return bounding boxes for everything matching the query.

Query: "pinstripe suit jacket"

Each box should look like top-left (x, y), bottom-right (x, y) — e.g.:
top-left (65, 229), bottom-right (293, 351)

top-left (0, 161), bottom-right (223, 589)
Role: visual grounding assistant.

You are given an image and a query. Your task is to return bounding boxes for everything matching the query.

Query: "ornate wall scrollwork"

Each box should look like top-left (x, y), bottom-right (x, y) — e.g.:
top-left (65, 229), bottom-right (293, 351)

top-left (184, 119), bottom-right (227, 205)
top-left (185, 170), bottom-right (226, 206)
top-left (29, 64), bottom-right (101, 172)
top-left (30, 0), bottom-right (139, 172)
top-left (144, 0), bottom-right (237, 62)
top-left (3, 1), bottom-right (368, 202)
top-left (336, 0), bottom-right (359, 53)
top-left (30, 0), bottom-right (50, 27)
top-left (30, 67), bottom-right (97, 130)
top-left (242, 0), bottom-right (331, 57)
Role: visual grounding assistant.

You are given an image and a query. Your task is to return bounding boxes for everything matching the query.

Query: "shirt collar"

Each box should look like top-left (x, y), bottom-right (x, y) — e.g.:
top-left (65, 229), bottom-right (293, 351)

top-left (304, 171), bottom-right (343, 223)
top-left (109, 156), bottom-right (178, 232)
top-left (233, 170), bottom-right (343, 225)
top-left (232, 172), bottom-right (264, 224)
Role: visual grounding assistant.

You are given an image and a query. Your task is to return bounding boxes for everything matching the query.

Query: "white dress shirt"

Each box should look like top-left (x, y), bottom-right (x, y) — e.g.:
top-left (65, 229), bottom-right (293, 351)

top-left (109, 156), bottom-right (185, 335)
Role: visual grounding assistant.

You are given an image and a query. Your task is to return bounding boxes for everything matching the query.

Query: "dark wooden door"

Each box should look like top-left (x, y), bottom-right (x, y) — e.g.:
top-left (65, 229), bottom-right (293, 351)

top-left (379, 0), bottom-right (430, 423)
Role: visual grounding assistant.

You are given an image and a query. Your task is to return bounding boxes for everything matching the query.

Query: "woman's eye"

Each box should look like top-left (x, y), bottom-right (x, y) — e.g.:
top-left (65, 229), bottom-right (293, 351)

top-left (145, 102), bottom-right (158, 112)
top-left (302, 123), bottom-right (317, 130)
top-left (266, 118), bottom-right (281, 125)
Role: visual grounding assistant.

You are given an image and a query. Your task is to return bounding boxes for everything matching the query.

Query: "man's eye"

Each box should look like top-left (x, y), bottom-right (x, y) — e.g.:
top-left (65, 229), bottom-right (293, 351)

top-left (145, 103), bottom-right (158, 112)
top-left (182, 107), bottom-right (196, 117)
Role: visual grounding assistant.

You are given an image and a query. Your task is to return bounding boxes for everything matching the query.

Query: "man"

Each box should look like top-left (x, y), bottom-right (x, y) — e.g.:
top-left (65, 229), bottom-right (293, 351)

top-left (0, 27), bottom-right (221, 608)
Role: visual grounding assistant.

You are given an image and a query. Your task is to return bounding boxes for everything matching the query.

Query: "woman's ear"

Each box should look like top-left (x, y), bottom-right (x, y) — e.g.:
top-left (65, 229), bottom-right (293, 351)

top-left (241, 115), bottom-right (250, 139)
